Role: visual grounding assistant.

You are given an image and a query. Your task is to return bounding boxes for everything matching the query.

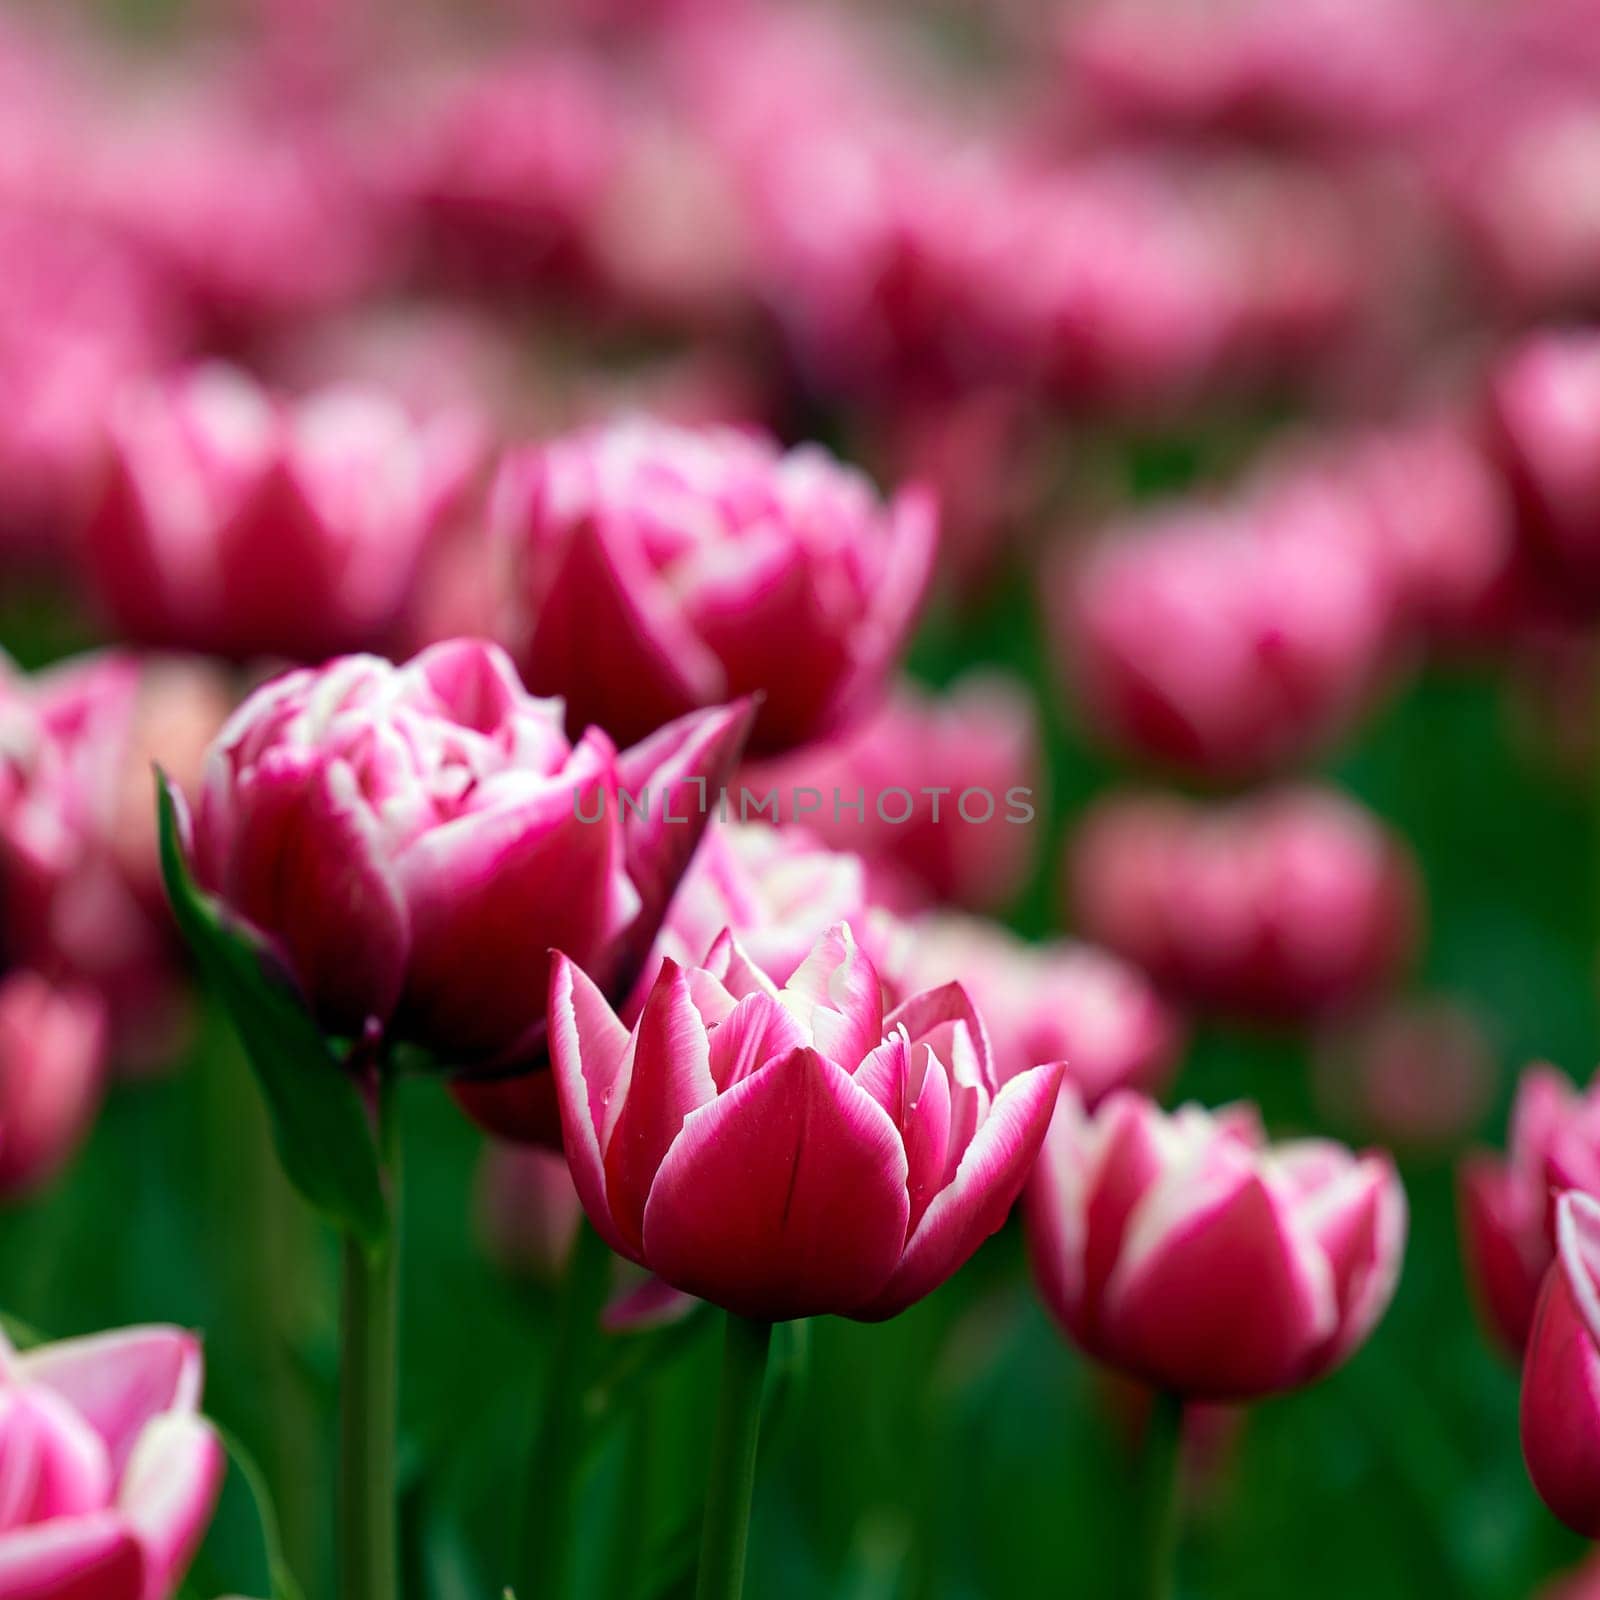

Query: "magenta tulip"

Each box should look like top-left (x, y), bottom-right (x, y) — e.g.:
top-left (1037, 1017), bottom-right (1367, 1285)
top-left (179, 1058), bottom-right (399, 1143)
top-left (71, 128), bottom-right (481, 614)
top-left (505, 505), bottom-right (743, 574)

top-left (1460, 1062), bottom-right (1600, 1357)
top-left (1522, 1191), bottom-right (1600, 1537)
top-left (1027, 1091), bottom-right (1406, 1399)
top-left (185, 638), bottom-right (751, 1088)
top-left (0, 970), bottom-right (107, 1197)
top-left (82, 364), bottom-right (470, 663)
top-left (0, 1323), bottom-right (224, 1600)
top-left (494, 419), bottom-right (935, 753)
top-left (551, 922), bottom-right (1063, 1321)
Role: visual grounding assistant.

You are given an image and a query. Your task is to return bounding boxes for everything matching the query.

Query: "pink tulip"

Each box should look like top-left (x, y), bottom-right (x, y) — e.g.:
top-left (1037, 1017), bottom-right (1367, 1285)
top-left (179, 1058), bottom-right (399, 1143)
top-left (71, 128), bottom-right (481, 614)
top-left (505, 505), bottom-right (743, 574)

top-left (1485, 331), bottom-right (1600, 608)
top-left (743, 672), bottom-right (1040, 914)
top-left (1067, 786), bottom-right (1420, 1022)
top-left (1522, 1191), bottom-right (1600, 1536)
top-left (0, 1322), bottom-right (224, 1600)
top-left (494, 418), bottom-right (935, 753)
top-left (82, 364), bottom-right (470, 663)
top-left (1026, 1090), bottom-right (1406, 1399)
top-left (883, 912), bottom-right (1183, 1106)
top-left (1538, 1548), bottom-right (1600, 1600)
top-left (1460, 1062), bottom-right (1600, 1357)
top-left (1054, 493), bottom-right (1397, 779)
top-left (478, 1143), bottom-right (584, 1284)
top-left (551, 922), bottom-right (1064, 1320)
top-left (0, 970), bottom-right (107, 1197)
top-left (186, 638), bottom-right (751, 1092)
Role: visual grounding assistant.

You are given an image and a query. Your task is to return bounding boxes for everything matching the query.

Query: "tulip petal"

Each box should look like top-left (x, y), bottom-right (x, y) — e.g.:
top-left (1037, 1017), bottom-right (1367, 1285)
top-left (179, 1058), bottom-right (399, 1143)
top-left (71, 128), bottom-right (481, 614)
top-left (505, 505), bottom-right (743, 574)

top-left (20, 1330), bottom-right (202, 1478)
top-left (0, 1512), bottom-right (143, 1600)
top-left (707, 993), bottom-right (809, 1091)
top-left (858, 1062), bottom-right (1064, 1320)
top-left (782, 925), bottom-right (884, 1069)
top-left (1459, 1154), bottom-right (1548, 1357)
top-left (450, 1069), bottom-right (564, 1150)
top-left (548, 955), bottom-right (636, 1260)
top-left (642, 1047), bottom-right (911, 1320)
top-left (0, 1390), bottom-right (113, 1532)
top-left (118, 1415), bottom-right (226, 1600)
top-left (885, 983), bottom-right (997, 1090)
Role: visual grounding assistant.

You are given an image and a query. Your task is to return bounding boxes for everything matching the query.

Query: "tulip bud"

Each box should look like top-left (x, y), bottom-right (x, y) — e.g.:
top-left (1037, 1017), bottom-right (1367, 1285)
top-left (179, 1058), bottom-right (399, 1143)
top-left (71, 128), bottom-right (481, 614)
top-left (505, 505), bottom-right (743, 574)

top-left (1067, 785), bottom-right (1420, 1022)
top-left (551, 921), bottom-right (1064, 1320)
top-left (82, 364), bottom-right (469, 663)
top-left (186, 638), bottom-right (751, 1110)
top-left (0, 1322), bottom-right (224, 1600)
top-left (477, 1143), bottom-right (583, 1284)
top-left (1026, 1090), bottom-right (1407, 1399)
top-left (495, 419), bottom-right (935, 754)
top-left (1522, 1191), bottom-right (1600, 1536)
top-left (1460, 1062), bottom-right (1600, 1357)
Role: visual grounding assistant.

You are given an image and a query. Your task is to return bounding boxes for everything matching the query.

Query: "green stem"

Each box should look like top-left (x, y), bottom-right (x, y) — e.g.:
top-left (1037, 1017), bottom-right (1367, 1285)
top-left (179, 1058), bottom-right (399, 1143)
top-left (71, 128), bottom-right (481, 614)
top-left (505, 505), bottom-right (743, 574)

top-left (518, 1217), bottom-right (613, 1600)
top-left (1138, 1391), bottom-right (1186, 1600)
top-left (694, 1315), bottom-right (773, 1600)
top-left (339, 1080), bottom-right (400, 1600)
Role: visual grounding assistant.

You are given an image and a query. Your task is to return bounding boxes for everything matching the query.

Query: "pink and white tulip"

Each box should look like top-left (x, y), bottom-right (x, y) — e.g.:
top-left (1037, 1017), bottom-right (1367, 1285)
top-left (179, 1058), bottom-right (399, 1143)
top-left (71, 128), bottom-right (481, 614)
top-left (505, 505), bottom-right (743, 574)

top-left (1026, 1091), bottom-right (1406, 1399)
top-left (551, 922), bottom-right (1064, 1321)
top-left (1522, 1191), bottom-right (1600, 1537)
top-left (494, 419), bottom-right (935, 753)
top-left (186, 638), bottom-right (751, 1090)
top-left (82, 364), bottom-right (469, 663)
top-left (0, 1322), bottom-right (224, 1600)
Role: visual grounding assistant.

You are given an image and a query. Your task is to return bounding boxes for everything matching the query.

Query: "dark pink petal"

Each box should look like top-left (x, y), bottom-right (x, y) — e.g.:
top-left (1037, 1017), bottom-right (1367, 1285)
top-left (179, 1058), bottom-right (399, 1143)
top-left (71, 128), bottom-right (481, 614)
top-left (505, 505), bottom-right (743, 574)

top-left (601, 963), bottom-right (717, 1253)
top-left (450, 1070), bottom-right (564, 1150)
top-left (1459, 1154), bottom-right (1548, 1357)
top-left (860, 1061), bottom-right (1064, 1321)
top-left (118, 1415), bottom-right (225, 1600)
top-left (0, 1512), bottom-right (143, 1600)
top-left (602, 1276), bottom-right (699, 1334)
top-left (706, 993), bottom-right (809, 1092)
top-left (547, 954), bottom-right (635, 1260)
top-left (641, 1047), bottom-right (910, 1320)
top-left (20, 1329), bottom-right (202, 1478)
top-left (0, 1390), bottom-right (112, 1532)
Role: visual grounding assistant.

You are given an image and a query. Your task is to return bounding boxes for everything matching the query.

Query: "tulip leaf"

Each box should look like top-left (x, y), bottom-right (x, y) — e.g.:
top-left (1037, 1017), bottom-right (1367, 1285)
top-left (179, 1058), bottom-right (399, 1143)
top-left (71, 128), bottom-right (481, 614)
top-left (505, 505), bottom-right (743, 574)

top-left (156, 773), bottom-right (389, 1249)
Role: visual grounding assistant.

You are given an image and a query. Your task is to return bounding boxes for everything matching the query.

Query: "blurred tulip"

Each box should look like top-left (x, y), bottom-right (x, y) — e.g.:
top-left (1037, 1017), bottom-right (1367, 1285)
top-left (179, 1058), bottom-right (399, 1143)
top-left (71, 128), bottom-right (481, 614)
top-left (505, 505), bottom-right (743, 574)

top-left (1067, 786), bottom-right (1420, 1022)
top-left (0, 970), bottom-right (106, 1197)
top-left (1539, 1548), bottom-right (1600, 1600)
top-left (1026, 1091), bottom-right (1406, 1398)
top-left (551, 922), bottom-right (1064, 1320)
top-left (495, 419), bottom-right (935, 753)
top-left (1485, 331), bottom-right (1600, 607)
top-left (744, 672), bottom-right (1040, 914)
top-left (1460, 1062), bottom-right (1600, 1357)
top-left (884, 912), bottom-right (1183, 1104)
top-left (1055, 495), bottom-right (1398, 780)
top-left (186, 638), bottom-right (751, 1100)
top-left (478, 1143), bottom-right (583, 1284)
top-left (83, 364), bottom-right (470, 663)
top-left (1522, 1191), bottom-right (1600, 1536)
top-left (0, 1322), bottom-right (224, 1600)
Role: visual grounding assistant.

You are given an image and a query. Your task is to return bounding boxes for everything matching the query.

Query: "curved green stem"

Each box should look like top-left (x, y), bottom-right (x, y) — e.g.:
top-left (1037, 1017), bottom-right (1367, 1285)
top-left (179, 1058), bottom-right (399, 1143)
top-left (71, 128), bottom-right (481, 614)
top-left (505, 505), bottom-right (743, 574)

top-left (339, 1079), bottom-right (400, 1600)
top-left (694, 1315), bottom-right (773, 1600)
top-left (1138, 1391), bottom-right (1185, 1600)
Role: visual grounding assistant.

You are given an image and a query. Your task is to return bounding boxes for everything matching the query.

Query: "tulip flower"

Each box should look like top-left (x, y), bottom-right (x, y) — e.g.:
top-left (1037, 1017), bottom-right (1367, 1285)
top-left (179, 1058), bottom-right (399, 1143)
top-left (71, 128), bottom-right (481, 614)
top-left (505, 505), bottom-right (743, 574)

top-left (82, 364), bottom-right (471, 663)
top-left (1067, 786), bottom-right (1420, 1022)
top-left (184, 637), bottom-right (752, 1088)
top-left (883, 912), bottom-right (1183, 1106)
top-left (0, 1322), bottom-right (224, 1600)
top-left (1522, 1191), bottom-right (1600, 1536)
top-left (551, 921), bottom-right (1064, 1322)
top-left (744, 671), bottom-right (1041, 914)
top-left (1460, 1062), bottom-right (1600, 1356)
top-left (1054, 496), bottom-right (1397, 779)
top-left (1026, 1090), bottom-right (1406, 1399)
top-left (494, 419), bottom-right (935, 753)
top-left (0, 969), bottom-right (107, 1197)
top-left (478, 1143), bottom-right (584, 1284)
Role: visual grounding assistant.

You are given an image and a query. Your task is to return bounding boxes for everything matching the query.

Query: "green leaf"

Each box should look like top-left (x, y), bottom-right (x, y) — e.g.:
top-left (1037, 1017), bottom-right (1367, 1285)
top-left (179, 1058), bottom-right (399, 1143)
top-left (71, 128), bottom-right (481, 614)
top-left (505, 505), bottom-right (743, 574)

top-left (156, 773), bottom-right (389, 1249)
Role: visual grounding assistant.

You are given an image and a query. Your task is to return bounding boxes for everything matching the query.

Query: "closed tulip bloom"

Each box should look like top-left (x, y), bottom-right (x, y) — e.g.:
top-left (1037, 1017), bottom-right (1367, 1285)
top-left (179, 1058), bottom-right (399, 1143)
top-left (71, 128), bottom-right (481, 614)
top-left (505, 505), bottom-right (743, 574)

top-left (1067, 786), bottom-right (1419, 1022)
top-left (1055, 497), bottom-right (1396, 779)
top-left (552, 922), bottom-right (1064, 1321)
top-left (186, 639), bottom-right (749, 1093)
top-left (83, 364), bottom-right (468, 663)
top-left (0, 971), bottom-right (107, 1197)
top-left (1460, 1062), bottom-right (1600, 1357)
top-left (495, 419), bottom-right (936, 753)
top-left (0, 1322), bottom-right (224, 1600)
top-left (1522, 1191), bottom-right (1600, 1536)
top-left (1026, 1091), bottom-right (1406, 1399)
top-left (884, 912), bottom-right (1183, 1105)
top-left (478, 1143), bottom-right (583, 1284)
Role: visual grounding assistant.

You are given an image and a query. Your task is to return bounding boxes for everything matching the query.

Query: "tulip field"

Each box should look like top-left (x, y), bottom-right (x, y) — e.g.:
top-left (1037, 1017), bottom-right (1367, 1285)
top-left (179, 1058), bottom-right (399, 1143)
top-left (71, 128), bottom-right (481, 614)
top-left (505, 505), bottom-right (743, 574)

top-left (8, 2), bottom-right (1600, 1598)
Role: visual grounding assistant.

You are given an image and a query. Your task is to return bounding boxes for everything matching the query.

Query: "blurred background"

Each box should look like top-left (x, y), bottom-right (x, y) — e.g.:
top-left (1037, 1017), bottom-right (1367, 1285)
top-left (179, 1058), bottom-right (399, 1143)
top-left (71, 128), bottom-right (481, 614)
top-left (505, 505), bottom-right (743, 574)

top-left (4, 0), bottom-right (1600, 1595)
